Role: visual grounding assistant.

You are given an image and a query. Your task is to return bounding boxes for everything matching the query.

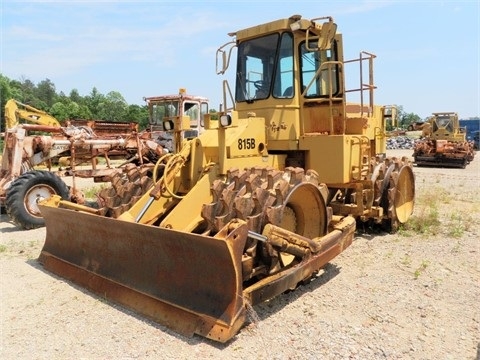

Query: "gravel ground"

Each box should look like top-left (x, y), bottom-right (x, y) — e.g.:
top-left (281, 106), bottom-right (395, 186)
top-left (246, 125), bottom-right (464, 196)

top-left (1, 149), bottom-right (479, 360)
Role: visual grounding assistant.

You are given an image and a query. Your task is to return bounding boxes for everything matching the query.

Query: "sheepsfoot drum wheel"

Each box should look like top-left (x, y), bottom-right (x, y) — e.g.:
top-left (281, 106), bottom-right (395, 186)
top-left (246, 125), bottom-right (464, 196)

top-left (95, 165), bottom-right (154, 218)
top-left (201, 166), bottom-right (330, 282)
top-left (5, 170), bottom-right (70, 230)
top-left (373, 157), bottom-right (415, 233)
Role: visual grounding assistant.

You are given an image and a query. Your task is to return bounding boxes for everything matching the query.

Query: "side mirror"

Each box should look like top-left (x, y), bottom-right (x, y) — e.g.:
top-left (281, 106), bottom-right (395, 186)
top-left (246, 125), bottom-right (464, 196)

top-left (306, 17), bottom-right (337, 51)
top-left (318, 21), bottom-right (337, 50)
top-left (216, 41), bottom-right (236, 75)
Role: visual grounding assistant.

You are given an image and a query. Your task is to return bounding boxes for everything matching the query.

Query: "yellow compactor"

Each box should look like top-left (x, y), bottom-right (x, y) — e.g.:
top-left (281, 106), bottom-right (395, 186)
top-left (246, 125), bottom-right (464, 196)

top-left (412, 112), bottom-right (475, 168)
top-left (38, 15), bottom-right (415, 343)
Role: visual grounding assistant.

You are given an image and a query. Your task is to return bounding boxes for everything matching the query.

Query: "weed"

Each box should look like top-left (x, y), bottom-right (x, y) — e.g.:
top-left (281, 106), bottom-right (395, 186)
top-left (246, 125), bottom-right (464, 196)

top-left (83, 185), bottom-right (108, 200)
top-left (414, 260), bottom-right (430, 279)
top-left (0, 244), bottom-right (7, 252)
top-left (401, 254), bottom-right (412, 266)
top-left (400, 186), bottom-right (473, 238)
top-left (396, 225), bottom-right (408, 236)
top-left (413, 269), bottom-right (421, 279)
top-left (403, 204), bottom-right (440, 235)
top-left (447, 212), bottom-right (465, 238)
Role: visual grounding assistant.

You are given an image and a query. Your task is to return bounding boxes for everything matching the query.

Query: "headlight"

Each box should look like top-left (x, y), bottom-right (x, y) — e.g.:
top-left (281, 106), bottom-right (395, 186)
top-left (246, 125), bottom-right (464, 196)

top-left (163, 120), bottom-right (174, 131)
top-left (220, 114), bottom-right (232, 127)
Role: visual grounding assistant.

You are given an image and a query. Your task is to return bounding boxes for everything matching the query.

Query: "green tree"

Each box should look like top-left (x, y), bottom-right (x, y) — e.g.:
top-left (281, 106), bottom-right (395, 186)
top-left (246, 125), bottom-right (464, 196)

top-left (1, 74), bottom-right (14, 130)
top-left (50, 100), bottom-right (92, 121)
top-left (396, 105), bottom-right (422, 129)
top-left (85, 87), bottom-right (105, 119)
top-left (1, 75), bottom-right (152, 127)
top-left (208, 108), bottom-right (219, 120)
top-left (36, 78), bottom-right (57, 107)
top-left (400, 113), bottom-right (422, 129)
top-left (49, 102), bottom-right (69, 121)
top-left (69, 89), bottom-right (82, 104)
top-left (74, 104), bottom-right (93, 119)
top-left (124, 104), bottom-right (149, 129)
top-left (16, 77), bottom-right (40, 106)
top-left (97, 91), bottom-right (127, 121)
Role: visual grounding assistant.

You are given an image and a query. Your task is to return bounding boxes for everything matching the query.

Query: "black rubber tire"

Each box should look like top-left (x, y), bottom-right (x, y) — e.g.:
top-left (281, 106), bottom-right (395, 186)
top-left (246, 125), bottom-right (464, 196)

top-left (5, 170), bottom-right (70, 230)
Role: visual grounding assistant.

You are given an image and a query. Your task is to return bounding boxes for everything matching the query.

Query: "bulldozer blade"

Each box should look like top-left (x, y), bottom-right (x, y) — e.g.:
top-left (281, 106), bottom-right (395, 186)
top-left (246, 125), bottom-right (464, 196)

top-left (38, 205), bottom-right (247, 343)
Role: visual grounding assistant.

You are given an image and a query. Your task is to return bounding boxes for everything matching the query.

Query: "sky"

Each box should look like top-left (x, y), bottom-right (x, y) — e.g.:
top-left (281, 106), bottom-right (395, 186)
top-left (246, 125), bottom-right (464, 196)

top-left (1, 0), bottom-right (479, 120)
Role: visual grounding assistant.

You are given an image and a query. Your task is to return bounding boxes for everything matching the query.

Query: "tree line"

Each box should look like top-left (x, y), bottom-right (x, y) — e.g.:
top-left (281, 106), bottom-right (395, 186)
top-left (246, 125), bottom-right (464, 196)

top-left (0, 74), bottom-right (150, 131)
top-left (1, 74), bottom-right (423, 133)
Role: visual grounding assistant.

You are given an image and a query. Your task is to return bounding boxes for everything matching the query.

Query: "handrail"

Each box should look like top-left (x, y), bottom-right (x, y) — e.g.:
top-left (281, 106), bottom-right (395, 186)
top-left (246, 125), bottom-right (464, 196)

top-left (344, 51), bottom-right (377, 118)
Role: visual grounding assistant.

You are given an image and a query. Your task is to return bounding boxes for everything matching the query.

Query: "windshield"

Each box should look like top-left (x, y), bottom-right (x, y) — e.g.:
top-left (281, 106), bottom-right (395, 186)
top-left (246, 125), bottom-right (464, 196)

top-left (434, 115), bottom-right (454, 133)
top-left (149, 101), bottom-right (180, 129)
top-left (149, 100), bottom-right (208, 129)
top-left (234, 31), bottom-right (339, 102)
top-left (235, 32), bottom-right (294, 102)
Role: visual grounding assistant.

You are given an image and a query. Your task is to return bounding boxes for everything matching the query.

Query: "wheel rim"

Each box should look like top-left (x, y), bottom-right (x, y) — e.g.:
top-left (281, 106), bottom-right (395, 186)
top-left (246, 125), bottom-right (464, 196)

top-left (282, 182), bottom-right (328, 238)
top-left (278, 183), bottom-right (328, 267)
top-left (24, 184), bottom-right (56, 217)
top-left (394, 165), bottom-right (415, 224)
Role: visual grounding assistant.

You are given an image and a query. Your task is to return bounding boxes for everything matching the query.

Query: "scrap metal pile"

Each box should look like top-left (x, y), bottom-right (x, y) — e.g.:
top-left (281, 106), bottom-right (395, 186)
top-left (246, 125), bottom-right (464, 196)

top-left (1, 119), bottom-right (164, 229)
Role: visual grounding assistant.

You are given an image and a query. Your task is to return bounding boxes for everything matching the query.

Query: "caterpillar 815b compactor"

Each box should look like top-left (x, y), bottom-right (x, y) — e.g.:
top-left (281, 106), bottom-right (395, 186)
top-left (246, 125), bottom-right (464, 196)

top-left (38, 15), bottom-right (415, 343)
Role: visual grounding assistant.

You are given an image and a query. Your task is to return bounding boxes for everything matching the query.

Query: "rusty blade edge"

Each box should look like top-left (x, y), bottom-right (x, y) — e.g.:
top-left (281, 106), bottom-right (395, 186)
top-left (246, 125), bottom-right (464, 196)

top-left (38, 251), bottom-right (246, 343)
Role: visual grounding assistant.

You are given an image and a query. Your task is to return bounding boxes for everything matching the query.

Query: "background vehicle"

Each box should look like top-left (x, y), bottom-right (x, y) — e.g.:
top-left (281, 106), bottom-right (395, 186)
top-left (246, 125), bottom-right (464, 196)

top-left (473, 130), bottom-right (480, 149)
top-left (1, 90), bottom-right (209, 229)
top-left (144, 88), bottom-right (208, 152)
top-left (407, 121), bottom-right (426, 132)
top-left (459, 118), bottom-right (480, 142)
top-left (38, 15), bottom-right (415, 343)
top-left (4, 99), bottom-right (61, 128)
top-left (0, 101), bottom-right (165, 229)
top-left (412, 112), bottom-right (475, 168)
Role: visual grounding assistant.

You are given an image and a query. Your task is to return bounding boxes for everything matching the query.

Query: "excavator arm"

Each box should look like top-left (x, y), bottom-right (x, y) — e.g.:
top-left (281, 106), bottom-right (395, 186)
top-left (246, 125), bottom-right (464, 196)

top-left (5, 99), bottom-right (61, 129)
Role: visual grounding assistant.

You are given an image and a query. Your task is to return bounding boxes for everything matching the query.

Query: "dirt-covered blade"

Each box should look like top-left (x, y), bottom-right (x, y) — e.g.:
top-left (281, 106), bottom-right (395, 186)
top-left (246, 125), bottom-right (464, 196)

top-left (38, 204), bottom-right (247, 343)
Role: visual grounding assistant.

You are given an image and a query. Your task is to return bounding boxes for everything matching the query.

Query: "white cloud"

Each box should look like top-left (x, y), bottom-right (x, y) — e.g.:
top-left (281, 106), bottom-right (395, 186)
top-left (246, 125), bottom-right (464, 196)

top-left (1, 4), bottom-right (228, 80)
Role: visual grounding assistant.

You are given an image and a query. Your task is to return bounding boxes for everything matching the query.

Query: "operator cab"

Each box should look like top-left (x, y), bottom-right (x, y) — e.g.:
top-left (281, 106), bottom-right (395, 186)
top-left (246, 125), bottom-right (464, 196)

top-left (234, 17), bottom-right (340, 103)
top-left (145, 89), bottom-right (209, 152)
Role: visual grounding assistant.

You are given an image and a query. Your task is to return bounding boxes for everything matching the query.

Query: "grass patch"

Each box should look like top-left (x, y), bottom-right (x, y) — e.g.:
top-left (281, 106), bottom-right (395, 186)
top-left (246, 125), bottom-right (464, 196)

top-left (82, 184), bottom-right (108, 200)
top-left (401, 254), bottom-right (412, 266)
top-left (398, 186), bottom-right (475, 237)
top-left (446, 212), bottom-right (465, 238)
top-left (401, 202), bottom-right (441, 236)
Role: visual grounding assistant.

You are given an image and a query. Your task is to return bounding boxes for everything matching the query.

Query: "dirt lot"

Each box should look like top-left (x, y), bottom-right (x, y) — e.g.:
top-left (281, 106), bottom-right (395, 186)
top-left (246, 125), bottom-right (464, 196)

top-left (1, 149), bottom-right (479, 360)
